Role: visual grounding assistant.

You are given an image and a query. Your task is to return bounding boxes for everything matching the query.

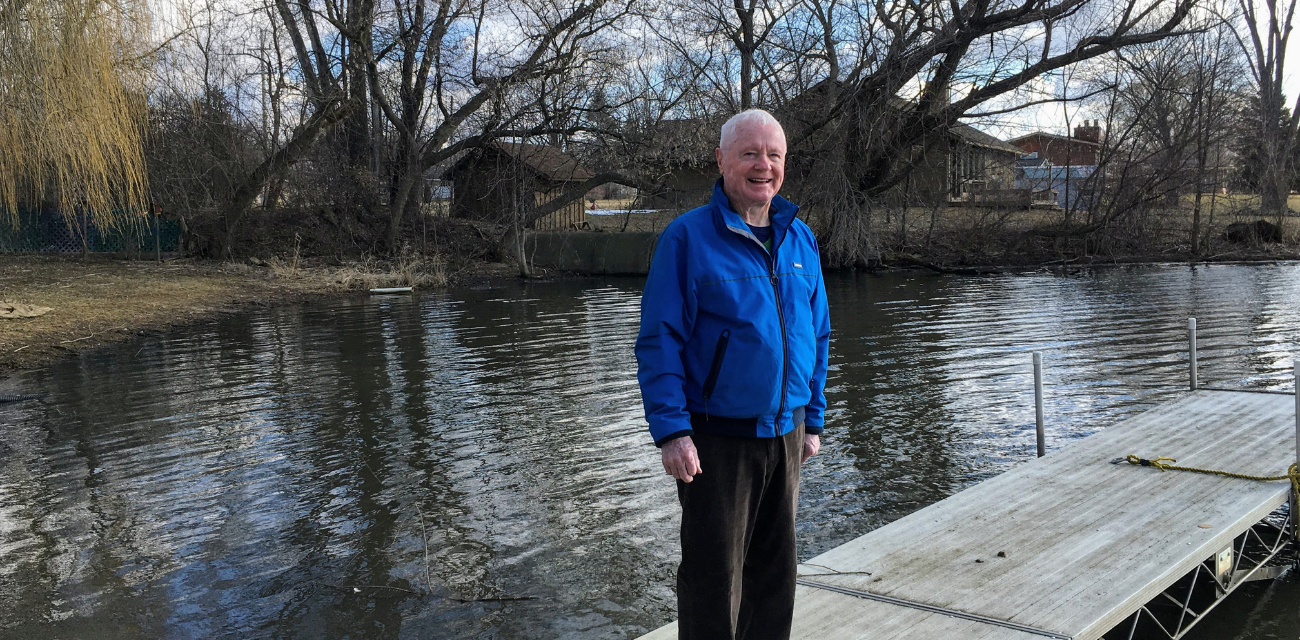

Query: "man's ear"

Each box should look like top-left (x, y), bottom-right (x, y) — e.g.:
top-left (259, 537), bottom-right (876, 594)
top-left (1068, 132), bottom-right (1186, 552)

top-left (715, 147), bottom-right (724, 173)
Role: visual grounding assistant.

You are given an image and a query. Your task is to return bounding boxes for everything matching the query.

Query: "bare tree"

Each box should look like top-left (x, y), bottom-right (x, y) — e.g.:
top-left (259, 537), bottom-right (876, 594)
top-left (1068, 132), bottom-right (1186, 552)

top-left (366, 0), bottom-right (633, 250)
top-left (1187, 19), bottom-right (1245, 251)
top-left (134, 0), bottom-right (1222, 265)
top-left (640, 0), bottom-right (1208, 262)
top-left (1234, 0), bottom-right (1300, 233)
top-left (1035, 27), bottom-right (1243, 260)
top-left (202, 0), bottom-right (377, 257)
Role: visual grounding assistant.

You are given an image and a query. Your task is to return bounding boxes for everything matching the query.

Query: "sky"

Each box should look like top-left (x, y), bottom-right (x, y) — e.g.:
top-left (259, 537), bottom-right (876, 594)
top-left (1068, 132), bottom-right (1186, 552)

top-left (970, 0), bottom-right (1300, 142)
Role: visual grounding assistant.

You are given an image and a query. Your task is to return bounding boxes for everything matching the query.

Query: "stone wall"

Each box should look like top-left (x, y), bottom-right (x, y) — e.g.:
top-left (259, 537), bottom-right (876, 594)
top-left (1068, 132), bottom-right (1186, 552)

top-left (523, 231), bottom-right (658, 275)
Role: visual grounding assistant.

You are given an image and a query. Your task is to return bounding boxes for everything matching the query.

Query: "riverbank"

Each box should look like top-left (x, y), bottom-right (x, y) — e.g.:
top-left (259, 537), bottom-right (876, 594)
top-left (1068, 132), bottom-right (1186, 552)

top-left (5, 229), bottom-right (1297, 377)
top-left (588, 200), bottom-right (1300, 268)
top-left (0, 254), bottom-right (513, 375)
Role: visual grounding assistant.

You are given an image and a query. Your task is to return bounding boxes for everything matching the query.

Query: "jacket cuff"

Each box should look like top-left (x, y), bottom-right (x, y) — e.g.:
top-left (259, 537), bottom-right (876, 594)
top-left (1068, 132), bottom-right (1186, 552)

top-left (654, 429), bottom-right (694, 447)
top-left (803, 425), bottom-right (824, 436)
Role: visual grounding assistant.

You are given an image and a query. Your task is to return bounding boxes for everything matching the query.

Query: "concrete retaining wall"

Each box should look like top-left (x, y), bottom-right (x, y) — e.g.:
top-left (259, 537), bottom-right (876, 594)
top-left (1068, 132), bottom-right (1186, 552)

top-left (524, 231), bottom-right (658, 275)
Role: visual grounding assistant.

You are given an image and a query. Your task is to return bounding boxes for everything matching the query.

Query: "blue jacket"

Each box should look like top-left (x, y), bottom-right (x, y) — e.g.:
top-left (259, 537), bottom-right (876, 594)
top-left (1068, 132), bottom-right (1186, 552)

top-left (635, 180), bottom-right (831, 446)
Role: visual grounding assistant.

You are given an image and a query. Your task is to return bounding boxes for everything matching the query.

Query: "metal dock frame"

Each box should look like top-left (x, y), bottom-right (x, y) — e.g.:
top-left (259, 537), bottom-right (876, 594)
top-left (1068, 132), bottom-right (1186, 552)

top-left (1108, 326), bottom-right (1300, 640)
top-left (1104, 506), bottom-right (1294, 639)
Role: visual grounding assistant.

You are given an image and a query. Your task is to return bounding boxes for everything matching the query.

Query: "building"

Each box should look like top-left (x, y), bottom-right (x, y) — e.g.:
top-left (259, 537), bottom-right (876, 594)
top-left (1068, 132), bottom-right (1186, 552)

top-left (1008, 121), bottom-right (1102, 167)
top-left (420, 177), bottom-right (452, 217)
top-left (445, 142), bottom-right (593, 230)
top-left (1014, 153), bottom-right (1095, 210)
top-left (826, 91), bottom-right (1024, 206)
top-left (921, 122), bottom-right (1023, 204)
top-left (1008, 121), bottom-right (1105, 211)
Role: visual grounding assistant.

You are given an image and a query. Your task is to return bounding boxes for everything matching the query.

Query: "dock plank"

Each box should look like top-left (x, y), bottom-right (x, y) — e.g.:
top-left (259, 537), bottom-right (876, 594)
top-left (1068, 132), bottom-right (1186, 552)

top-left (635, 390), bottom-right (1297, 639)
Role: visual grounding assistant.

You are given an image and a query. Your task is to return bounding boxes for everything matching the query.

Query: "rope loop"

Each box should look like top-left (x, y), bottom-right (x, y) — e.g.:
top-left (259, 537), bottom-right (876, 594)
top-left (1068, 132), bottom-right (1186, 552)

top-left (1126, 454), bottom-right (1177, 470)
top-left (1123, 454), bottom-right (1300, 506)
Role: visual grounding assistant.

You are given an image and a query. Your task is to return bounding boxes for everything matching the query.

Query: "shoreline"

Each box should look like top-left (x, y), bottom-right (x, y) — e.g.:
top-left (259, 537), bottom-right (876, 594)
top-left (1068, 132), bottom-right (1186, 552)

top-left (0, 254), bottom-right (515, 378)
top-left (3, 251), bottom-right (1297, 379)
top-left (873, 250), bottom-right (1300, 275)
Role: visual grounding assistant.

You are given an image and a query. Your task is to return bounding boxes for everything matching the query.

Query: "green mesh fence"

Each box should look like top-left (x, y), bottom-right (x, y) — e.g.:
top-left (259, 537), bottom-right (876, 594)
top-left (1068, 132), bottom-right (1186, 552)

top-left (0, 209), bottom-right (181, 254)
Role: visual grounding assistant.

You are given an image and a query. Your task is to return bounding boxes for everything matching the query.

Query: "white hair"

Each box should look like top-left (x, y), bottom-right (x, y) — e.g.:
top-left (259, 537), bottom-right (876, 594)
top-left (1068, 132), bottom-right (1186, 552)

top-left (719, 109), bottom-right (784, 149)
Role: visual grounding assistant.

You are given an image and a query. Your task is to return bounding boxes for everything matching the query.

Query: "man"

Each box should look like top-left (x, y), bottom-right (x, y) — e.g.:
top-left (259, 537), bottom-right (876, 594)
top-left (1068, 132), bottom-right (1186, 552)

top-left (634, 109), bottom-right (831, 640)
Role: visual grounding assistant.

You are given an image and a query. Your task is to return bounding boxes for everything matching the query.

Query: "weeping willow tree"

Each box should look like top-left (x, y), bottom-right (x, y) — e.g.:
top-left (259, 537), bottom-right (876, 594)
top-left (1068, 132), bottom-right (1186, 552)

top-left (0, 0), bottom-right (151, 231)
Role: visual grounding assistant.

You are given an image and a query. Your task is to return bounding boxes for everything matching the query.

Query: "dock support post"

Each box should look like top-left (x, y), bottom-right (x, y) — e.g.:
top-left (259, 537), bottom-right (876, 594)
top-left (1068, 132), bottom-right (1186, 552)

top-left (1188, 318), bottom-right (1198, 390)
top-left (1034, 352), bottom-right (1045, 458)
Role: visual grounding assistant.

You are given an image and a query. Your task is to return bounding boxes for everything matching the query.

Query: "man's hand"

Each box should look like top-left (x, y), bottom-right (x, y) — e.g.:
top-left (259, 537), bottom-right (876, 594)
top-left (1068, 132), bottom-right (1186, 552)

top-left (662, 436), bottom-right (703, 482)
top-left (802, 434), bottom-right (820, 464)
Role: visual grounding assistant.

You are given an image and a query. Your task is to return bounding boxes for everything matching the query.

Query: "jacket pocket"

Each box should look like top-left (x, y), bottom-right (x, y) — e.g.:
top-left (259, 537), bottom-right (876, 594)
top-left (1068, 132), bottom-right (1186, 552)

top-left (701, 329), bottom-right (731, 400)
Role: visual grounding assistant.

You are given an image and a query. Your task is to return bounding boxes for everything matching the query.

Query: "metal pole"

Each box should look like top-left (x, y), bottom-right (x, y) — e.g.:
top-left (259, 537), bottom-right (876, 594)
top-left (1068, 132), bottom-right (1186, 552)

top-left (1289, 361), bottom-right (1300, 538)
top-left (1189, 318), bottom-right (1198, 391)
top-left (1034, 352), bottom-right (1045, 458)
top-left (153, 206), bottom-right (161, 263)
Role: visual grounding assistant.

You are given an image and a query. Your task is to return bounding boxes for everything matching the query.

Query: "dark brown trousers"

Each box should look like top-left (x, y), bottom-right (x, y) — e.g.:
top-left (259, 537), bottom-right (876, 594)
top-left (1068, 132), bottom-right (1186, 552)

top-left (675, 426), bottom-right (804, 640)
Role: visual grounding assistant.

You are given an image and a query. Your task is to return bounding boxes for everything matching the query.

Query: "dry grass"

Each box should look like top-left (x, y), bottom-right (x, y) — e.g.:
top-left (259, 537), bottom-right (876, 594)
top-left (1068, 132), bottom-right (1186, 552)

top-left (1177, 193), bottom-right (1300, 211)
top-left (0, 255), bottom-right (334, 373)
top-left (258, 235), bottom-right (448, 289)
top-left (590, 198), bottom-right (638, 209)
top-left (0, 252), bottom-right (456, 375)
top-left (329, 254), bottom-right (448, 290)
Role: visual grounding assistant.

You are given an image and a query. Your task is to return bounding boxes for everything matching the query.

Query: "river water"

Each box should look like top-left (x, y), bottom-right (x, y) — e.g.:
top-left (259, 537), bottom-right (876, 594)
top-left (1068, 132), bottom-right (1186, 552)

top-left (1, 264), bottom-right (1299, 639)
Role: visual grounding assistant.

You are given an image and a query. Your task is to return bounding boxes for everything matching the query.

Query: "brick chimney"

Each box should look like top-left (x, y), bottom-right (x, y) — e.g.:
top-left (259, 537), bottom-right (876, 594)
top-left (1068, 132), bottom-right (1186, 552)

top-left (1074, 119), bottom-right (1101, 143)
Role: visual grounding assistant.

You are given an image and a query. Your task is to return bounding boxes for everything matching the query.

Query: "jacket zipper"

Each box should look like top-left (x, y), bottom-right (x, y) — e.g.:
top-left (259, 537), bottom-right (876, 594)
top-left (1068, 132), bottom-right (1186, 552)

top-left (726, 222), bottom-right (791, 429)
top-left (702, 329), bottom-right (731, 417)
top-left (768, 239), bottom-right (789, 423)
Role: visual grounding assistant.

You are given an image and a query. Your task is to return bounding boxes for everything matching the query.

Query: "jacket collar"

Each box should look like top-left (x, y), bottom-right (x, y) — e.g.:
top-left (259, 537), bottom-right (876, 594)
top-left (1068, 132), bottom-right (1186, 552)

top-left (709, 179), bottom-right (798, 249)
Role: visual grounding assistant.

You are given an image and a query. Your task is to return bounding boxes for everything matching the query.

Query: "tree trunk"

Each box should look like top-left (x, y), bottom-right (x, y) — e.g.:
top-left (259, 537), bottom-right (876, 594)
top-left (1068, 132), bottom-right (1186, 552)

top-left (733, 0), bottom-right (755, 109)
top-left (219, 101), bottom-right (352, 258)
top-left (739, 49), bottom-right (753, 109)
top-left (1191, 190), bottom-right (1202, 254)
top-left (1258, 85), bottom-right (1290, 233)
top-left (1192, 134), bottom-right (1209, 255)
top-left (1261, 163), bottom-right (1288, 223)
top-left (385, 163), bottom-right (422, 251)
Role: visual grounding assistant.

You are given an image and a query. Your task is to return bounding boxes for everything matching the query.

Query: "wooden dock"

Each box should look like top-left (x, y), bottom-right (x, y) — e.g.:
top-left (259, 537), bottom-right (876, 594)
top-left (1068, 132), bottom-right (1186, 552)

top-left (638, 387), bottom-right (1300, 640)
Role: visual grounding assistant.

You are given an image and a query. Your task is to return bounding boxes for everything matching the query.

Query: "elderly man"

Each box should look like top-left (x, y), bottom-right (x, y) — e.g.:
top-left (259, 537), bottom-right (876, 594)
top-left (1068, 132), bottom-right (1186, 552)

top-left (635, 109), bottom-right (831, 640)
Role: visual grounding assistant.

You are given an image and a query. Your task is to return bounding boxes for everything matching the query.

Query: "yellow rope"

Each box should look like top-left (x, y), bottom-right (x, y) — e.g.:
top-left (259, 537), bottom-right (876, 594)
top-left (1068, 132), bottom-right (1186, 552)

top-left (1123, 455), bottom-right (1300, 505)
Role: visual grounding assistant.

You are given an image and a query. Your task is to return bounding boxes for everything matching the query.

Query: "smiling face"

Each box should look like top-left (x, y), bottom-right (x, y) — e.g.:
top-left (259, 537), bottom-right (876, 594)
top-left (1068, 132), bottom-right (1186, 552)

top-left (716, 119), bottom-right (786, 220)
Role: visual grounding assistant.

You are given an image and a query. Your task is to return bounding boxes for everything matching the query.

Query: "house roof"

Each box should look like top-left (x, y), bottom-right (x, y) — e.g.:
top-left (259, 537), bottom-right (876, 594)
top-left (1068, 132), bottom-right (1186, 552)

top-left (949, 122), bottom-right (1022, 155)
top-left (484, 142), bottom-right (595, 182)
top-left (494, 142), bottom-right (594, 181)
top-left (1007, 131), bottom-right (1101, 148)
